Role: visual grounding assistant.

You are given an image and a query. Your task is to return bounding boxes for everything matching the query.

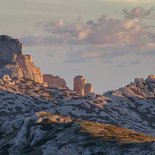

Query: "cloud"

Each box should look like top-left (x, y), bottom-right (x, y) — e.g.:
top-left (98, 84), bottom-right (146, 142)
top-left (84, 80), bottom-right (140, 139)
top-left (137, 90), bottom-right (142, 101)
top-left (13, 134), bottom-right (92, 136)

top-left (20, 7), bottom-right (155, 64)
top-left (105, 0), bottom-right (154, 3)
top-left (122, 6), bottom-right (154, 19)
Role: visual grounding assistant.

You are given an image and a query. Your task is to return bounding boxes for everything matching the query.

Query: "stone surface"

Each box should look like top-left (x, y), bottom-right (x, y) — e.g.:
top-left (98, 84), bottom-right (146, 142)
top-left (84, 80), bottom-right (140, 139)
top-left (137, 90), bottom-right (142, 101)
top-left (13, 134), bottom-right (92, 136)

top-left (2, 74), bottom-right (11, 82)
top-left (43, 74), bottom-right (66, 88)
top-left (73, 76), bottom-right (93, 95)
top-left (16, 54), bottom-right (43, 84)
top-left (73, 75), bottom-right (86, 95)
top-left (0, 64), bottom-right (23, 79)
top-left (1, 75), bottom-right (155, 154)
top-left (0, 35), bottom-right (22, 66)
top-left (0, 35), bottom-right (43, 84)
top-left (148, 74), bottom-right (155, 81)
top-left (84, 83), bottom-right (93, 95)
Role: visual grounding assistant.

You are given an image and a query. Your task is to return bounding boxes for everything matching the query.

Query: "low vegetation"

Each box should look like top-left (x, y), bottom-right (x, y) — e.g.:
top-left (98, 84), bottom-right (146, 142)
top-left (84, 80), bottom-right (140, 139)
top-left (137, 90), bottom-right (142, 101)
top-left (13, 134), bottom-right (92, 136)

top-left (80, 121), bottom-right (155, 144)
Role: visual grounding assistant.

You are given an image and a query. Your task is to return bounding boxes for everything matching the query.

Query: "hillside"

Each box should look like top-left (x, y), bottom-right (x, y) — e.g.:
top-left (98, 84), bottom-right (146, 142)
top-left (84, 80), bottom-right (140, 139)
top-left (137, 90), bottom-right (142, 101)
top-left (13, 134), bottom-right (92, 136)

top-left (1, 112), bottom-right (155, 155)
top-left (1, 35), bottom-right (155, 155)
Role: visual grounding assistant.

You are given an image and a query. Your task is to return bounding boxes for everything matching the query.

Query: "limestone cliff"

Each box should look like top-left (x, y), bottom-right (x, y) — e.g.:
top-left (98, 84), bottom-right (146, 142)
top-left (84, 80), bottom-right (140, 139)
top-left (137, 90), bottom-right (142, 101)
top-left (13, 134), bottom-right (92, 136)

top-left (0, 35), bottom-right (43, 84)
top-left (16, 54), bottom-right (43, 84)
top-left (43, 74), bottom-right (66, 88)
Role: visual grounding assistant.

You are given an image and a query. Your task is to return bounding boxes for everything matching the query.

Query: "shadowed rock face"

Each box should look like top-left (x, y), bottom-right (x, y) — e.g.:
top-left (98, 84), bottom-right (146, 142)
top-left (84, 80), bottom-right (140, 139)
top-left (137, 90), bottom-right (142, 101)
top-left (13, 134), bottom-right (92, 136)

top-left (0, 35), bottom-right (22, 65)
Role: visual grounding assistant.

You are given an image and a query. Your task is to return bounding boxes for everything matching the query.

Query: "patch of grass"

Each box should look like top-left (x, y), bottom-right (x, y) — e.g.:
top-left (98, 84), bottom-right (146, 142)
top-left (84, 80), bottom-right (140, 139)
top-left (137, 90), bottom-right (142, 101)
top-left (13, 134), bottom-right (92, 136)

top-left (80, 121), bottom-right (155, 144)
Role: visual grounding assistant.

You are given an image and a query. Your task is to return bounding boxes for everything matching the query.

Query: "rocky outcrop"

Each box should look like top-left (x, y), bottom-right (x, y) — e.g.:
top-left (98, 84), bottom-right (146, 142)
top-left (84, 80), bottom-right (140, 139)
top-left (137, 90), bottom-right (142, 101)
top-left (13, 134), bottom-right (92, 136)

top-left (43, 74), bottom-right (66, 88)
top-left (0, 64), bottom-right (23, 79)
top-left (73, 75), bottom-right (93, 95)
top-left (16, 55), bottom-right (43, 84)
top-left (0, 35), bottom-right (22, 66)
top-left (84, 83), bottom-right (93, 95)
top-left (1, 74), bottom-right (15, 86)
top-left (73, 76), bottom-right (86, 95)
top-left (0, 35), bottom-right (96, 91)
top-left (148, 74), bottom-right (155, 81)
top-left (0, 35), bottom-right (43, 84)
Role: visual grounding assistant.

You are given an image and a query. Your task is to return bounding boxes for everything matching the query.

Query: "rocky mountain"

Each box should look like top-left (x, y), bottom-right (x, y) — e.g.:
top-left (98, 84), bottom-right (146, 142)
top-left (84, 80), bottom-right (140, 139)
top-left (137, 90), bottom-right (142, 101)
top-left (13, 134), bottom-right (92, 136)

top-left (0, 35), bottom-right (155, 155)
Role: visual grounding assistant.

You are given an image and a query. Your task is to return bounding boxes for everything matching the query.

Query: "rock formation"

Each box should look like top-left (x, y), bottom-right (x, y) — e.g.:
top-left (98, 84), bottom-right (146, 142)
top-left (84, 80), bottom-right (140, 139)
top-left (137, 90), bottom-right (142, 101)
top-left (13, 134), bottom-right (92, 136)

top-left (73, 75), bottom-right (93, 95)
top-left (0, 35), bottom-right (22, 66)
top-left (73, 76), bottom-right (86, 95)
top-left (148, 75), bottom-right (155, 81)
top-left (1, 74), bottom-right (15, 85)
top-left (84, 83), bottom-right (93, 95)
top-left (0, 35), bottom-right (94, 91)
top-left (0, 35), bottom-right (43, 84)
top-left (43, 74), bottom-right (66, 88)
top-left (16, 54), bottom-right (43, 84)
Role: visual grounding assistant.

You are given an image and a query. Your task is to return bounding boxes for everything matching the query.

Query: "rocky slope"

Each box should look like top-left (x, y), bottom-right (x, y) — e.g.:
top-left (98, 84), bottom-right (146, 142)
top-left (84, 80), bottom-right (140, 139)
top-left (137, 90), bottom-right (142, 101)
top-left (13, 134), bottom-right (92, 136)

top-left (1, 74), bottom-right (155, 154)
top-left (1, 35), bottom-right (155, 154)
top-left (1, 112), bottom-right (155, 155)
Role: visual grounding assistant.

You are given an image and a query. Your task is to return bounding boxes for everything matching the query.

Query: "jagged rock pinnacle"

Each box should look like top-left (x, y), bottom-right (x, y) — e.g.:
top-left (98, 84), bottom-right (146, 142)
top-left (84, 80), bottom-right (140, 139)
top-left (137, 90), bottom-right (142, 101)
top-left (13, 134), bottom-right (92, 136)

top-left (73, 75), bottom-right (93, 95)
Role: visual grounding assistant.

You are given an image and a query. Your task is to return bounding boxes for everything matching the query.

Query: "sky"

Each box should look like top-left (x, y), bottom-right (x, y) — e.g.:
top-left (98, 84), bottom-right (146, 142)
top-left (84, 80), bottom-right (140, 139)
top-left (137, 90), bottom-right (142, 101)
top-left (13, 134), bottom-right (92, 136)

top-left (0, 0), bottom-right (155, 93)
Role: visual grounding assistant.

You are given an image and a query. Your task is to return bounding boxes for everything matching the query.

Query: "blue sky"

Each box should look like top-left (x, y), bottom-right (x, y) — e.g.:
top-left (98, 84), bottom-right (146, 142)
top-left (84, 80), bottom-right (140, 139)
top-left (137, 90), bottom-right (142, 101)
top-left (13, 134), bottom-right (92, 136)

top-left (0, 0), bottom-right (155, 93)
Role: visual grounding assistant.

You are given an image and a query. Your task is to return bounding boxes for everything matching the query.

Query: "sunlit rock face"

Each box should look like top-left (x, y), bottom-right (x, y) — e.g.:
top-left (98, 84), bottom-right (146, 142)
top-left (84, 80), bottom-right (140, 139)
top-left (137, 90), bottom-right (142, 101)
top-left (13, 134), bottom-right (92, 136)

top-left (16, 54), bottom-right (43, 84)
top-left (0, 35), bottom-right (43, 83)
top-left (43, 74), bottom-right (66, 88)
top-left (73, 76), bottom-right (85, 95)
top-left (73, 76), bottom-right (94, 95)
top-left (0, 35), bottom-right (22, 66)
top-left (84, 83), bottom-right (93, 95)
